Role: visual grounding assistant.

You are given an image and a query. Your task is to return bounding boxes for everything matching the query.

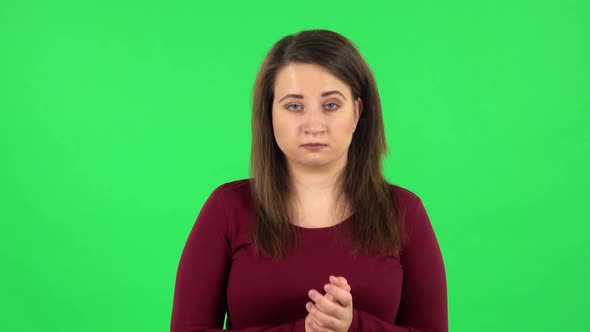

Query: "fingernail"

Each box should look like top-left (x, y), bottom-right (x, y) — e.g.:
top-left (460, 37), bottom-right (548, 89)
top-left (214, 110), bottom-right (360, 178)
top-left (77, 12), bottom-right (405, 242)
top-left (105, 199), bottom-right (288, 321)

top-left (330, 275), bottom-right (336, 282)
top-left (324, 284), bottom-right (332, 291)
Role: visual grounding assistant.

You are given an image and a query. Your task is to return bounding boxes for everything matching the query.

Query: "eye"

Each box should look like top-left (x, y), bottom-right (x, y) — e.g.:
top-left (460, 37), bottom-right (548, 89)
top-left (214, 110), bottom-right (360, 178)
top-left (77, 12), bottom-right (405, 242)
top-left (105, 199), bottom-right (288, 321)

top-left (285, 103), bottom-right (340, 111)
top-left (326, 102), bottom-right (340, 110)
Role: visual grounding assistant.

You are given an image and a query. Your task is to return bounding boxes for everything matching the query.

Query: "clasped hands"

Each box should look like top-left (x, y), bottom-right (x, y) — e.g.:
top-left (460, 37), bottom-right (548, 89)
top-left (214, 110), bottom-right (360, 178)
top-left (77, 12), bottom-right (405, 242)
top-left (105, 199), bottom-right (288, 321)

top-left (304, 275), bottom-right (353, 332)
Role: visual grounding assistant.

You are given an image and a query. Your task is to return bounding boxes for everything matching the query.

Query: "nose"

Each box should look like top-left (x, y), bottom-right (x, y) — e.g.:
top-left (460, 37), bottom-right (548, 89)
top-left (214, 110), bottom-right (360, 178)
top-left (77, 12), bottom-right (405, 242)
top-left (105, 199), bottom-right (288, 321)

top-left (303, 107), bottom-right (326, 135)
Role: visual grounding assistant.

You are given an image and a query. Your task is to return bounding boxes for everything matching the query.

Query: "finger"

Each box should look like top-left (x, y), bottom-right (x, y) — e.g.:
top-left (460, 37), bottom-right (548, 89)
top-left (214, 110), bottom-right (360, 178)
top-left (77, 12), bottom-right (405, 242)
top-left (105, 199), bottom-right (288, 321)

top-left (306, 314), bottom-right (329, 332)
top-left (308, 289), bottom-right (342, 318)
top-left (329, 275), bottom-right (351, 291)
top-left (308, 318), bottom-right (332, 332)
top-left (331, 280), bottom-right (351, 292)
top-left (326, 276), bottom-right (351, 300)
top-left (337, 276), bottom-right (350, 288)
top-left (308, 302), bottom-right (341, 331)
top-left (306, 304), bottom-right (336, 332)
top-left (324, 283), bottom-right (353, 308)
top-left (324, 292), bottom-right (337, 304)
top-left (323, 282), bottom-right (348, 304)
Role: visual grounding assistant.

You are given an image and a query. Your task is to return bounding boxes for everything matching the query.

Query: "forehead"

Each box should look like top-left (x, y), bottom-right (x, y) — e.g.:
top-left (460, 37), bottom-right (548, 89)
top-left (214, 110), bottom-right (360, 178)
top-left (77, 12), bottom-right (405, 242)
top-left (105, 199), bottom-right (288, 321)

top-left (274, 63), bottom-right (351, 96)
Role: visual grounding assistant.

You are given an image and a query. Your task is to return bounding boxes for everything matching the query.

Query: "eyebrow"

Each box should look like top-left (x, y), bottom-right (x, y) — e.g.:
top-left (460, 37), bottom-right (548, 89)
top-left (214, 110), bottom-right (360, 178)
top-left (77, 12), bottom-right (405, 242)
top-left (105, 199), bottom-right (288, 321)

top-left (278, 90), bottom-right (347, 103)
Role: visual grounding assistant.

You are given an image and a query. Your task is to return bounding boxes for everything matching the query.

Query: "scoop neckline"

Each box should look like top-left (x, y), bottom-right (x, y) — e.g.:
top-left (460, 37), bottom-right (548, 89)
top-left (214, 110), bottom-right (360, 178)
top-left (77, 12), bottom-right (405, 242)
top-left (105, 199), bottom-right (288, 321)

top-left (292, 213), bottom-right (354, 231)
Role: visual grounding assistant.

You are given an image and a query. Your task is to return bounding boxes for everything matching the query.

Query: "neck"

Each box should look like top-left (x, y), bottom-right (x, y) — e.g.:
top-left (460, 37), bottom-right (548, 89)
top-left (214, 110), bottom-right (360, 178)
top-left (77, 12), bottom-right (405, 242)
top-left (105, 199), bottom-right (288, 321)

top-left (286, 157), bottom-right (350, 219)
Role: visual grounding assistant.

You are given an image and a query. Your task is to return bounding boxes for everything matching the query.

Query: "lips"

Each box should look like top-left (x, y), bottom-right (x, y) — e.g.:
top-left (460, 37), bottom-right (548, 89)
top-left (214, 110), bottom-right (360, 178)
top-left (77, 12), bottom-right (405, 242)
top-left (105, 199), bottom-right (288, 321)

top-left (302, 143), bottom-right (327, 146)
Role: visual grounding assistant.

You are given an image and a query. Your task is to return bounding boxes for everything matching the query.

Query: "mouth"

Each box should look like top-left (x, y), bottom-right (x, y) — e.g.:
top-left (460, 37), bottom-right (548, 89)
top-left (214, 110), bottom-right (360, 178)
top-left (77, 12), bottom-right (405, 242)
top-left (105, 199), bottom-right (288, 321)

top-left (302, 143), bottom-right (328, 147)
top-left (302, 143), bottom-right (327, 150)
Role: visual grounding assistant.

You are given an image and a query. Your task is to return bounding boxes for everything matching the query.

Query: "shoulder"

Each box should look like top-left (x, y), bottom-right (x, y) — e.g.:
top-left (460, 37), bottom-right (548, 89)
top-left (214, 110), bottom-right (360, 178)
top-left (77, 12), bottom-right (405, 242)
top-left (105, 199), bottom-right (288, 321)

top-left (211, 178), bottom-right (252, 201)
top-left (387, 183), bottom-right (429, 238)
top-left (199, 178), bottom-right (252, 218)
top-left (217, 178), bottom-right (252, 191)
top-left (387, 182), bottom-right (422, 212)
top-left (387, 183), bottom-right (438, 251)
top-left (206, 179), bottom-right (254, 246)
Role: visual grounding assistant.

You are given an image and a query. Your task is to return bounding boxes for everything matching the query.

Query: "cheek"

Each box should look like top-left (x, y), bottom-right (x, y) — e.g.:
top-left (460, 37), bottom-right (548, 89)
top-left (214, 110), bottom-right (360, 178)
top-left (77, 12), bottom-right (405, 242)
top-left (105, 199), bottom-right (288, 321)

top-left (333, 119), bottom-right (355, 136)
top-left (272, 115), bottom-right (295, 147)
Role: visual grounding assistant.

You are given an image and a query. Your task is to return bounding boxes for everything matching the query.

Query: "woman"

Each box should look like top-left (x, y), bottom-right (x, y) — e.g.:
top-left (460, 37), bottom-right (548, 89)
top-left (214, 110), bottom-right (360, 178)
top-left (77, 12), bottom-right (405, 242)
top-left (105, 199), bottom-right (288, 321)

top-left (171, 29), bottom-right (447, 332)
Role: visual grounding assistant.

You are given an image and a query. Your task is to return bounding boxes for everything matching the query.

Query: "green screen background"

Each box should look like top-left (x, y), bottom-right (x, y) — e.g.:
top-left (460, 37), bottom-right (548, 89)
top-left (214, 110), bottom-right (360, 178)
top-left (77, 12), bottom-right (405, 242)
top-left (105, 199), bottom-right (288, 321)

top-left (1, 0), bottom-right (588, 331)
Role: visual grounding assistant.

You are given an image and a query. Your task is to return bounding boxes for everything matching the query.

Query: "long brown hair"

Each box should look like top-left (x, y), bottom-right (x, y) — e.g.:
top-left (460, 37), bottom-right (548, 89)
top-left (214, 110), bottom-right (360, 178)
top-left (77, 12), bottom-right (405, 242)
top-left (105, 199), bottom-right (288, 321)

top-left (249, 29), bottom-right (406, 260)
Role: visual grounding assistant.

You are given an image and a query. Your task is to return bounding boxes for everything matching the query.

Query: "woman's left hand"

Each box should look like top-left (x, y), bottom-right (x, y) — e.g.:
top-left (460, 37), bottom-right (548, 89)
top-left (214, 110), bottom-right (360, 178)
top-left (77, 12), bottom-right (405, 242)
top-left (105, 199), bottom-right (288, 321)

top-left (305, 276), bottom-right (353, 332)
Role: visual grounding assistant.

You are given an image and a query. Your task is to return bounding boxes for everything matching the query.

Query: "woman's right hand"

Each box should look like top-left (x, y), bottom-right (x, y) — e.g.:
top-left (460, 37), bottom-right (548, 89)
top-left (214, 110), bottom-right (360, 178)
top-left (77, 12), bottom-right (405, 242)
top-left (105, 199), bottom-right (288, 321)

top-left (305, 275), bottom-right (352, 332)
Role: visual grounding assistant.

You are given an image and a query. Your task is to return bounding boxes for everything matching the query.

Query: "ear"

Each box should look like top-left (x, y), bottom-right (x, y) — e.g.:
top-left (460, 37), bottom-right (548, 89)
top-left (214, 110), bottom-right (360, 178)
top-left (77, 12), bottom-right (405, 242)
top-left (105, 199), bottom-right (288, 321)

top-left (354, 97), bottom-right (363, 126)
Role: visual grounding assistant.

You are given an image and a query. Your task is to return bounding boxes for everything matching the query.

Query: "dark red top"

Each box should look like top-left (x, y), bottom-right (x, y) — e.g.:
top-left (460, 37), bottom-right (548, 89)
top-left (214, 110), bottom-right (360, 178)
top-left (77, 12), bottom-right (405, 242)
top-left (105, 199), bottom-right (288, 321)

top-left (171, 179), bottom-right (447, 331)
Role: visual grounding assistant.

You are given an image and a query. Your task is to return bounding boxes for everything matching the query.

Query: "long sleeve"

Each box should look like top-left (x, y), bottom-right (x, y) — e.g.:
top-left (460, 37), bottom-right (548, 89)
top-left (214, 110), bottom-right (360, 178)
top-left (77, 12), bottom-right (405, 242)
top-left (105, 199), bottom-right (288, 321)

top-left (170, 186), bottom-right (309, 332)
top-left (171, 186), bottom-right (232, 331)
top-left (349, 196), bottom-right (448, 332)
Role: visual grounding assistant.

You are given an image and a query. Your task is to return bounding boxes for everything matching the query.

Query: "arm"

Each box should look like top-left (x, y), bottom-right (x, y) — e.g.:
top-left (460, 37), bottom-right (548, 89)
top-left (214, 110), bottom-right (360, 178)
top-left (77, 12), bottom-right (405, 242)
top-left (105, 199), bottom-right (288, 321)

top-left (349, 197), bottom-right (448, 332)
top-left (170, 186), bottom-right (307, 332)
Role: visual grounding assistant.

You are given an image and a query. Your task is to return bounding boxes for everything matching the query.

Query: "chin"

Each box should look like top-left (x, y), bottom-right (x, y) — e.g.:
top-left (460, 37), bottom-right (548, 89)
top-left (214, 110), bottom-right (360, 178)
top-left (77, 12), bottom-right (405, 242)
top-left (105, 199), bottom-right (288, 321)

top-left (301, 158), bottom-right (332, 168)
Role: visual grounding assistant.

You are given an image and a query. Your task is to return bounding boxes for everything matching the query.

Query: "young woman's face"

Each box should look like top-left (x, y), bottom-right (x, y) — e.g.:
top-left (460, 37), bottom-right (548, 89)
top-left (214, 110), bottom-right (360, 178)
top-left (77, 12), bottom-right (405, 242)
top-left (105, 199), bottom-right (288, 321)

top-left (272, 63), bottom-right (362, 172)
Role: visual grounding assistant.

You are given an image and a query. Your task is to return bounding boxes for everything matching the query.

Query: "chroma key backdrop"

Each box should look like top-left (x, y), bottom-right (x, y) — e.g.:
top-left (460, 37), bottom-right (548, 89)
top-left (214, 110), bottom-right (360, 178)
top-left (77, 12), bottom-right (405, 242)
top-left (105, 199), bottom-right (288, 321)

top-left (0, 0), bottom-right (588, 331)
